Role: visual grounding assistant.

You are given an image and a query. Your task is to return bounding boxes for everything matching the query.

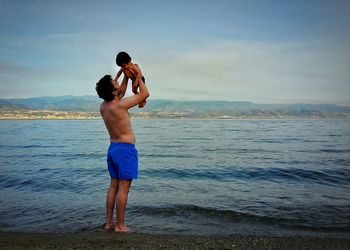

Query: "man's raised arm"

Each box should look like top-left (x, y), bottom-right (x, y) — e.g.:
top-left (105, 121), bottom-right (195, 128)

top-left (118, 75), bottom-right (129, 99)
top-left (119, 80), bottom-right (149, 109)
top-left (138, 79), bottom-right (149, 99)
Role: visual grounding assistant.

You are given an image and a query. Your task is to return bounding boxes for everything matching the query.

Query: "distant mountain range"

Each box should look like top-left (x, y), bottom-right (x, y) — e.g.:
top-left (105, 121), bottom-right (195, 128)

top-left (1, 95), bottom-right (350, 118)
top-left (0, 96), bottom-right (99, 112)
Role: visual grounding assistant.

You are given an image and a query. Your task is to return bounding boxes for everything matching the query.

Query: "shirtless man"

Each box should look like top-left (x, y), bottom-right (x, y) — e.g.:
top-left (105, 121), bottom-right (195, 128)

top-left (95, 74), bottom-right (149, 232)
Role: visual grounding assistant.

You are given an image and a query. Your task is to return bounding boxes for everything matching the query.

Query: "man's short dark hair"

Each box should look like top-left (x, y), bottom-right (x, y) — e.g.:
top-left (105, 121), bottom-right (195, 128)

top-left (116, 51), bottom-right (131, 66)
top-left (95, 75), bottom-right (115, 102)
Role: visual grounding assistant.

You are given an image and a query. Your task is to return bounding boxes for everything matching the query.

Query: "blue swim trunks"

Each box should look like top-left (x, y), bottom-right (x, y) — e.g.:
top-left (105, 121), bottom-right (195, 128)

top-left (107, 142), bottom-right (138, 180)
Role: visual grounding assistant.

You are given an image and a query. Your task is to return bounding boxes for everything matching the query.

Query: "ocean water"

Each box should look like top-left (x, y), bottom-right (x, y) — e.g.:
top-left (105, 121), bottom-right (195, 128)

top-left (0, 119), bottom-right (349, 238)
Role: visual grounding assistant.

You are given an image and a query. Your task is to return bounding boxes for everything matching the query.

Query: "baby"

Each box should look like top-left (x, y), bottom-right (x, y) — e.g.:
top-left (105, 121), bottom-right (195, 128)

top-left (115, 51), bottom-right (146, 108)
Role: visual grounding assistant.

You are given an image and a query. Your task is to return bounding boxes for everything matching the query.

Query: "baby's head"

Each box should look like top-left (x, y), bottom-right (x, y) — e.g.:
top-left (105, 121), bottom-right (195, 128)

top-left (116, 51), bottom-right (131, 67)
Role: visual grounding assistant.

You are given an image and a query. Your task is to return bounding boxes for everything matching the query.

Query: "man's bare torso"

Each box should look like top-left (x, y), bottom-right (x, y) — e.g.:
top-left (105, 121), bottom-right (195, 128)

top-left (100, 100), bottom-right (135, 144)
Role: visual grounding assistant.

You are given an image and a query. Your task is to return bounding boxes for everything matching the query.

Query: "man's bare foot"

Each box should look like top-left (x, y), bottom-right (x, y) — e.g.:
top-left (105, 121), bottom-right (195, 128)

top-left (103, 223), bottom-right (114, 232)
top-left (114, 225), bottom-right (131, 233)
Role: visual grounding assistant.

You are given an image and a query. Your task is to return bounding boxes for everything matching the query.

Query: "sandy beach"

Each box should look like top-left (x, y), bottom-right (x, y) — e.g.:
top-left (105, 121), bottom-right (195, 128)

top-left (0, 232), bottom-right (349, 250)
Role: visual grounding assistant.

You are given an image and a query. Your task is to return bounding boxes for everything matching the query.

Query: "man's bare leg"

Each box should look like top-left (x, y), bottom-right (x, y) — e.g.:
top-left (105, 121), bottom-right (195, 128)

top-left (114, 180), bottom-right (132, 232)
top-left (105, 179), bottom-right (118, 230)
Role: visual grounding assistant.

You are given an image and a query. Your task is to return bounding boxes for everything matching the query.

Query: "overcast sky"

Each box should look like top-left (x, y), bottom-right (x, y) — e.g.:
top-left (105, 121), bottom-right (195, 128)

top-left (0, 0), bottom-right (349, 104)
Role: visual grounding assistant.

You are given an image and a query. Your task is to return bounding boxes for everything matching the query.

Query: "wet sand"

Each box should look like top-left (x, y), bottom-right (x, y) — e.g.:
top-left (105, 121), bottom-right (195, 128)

top-left (0, 232), bottom-right (349, 250)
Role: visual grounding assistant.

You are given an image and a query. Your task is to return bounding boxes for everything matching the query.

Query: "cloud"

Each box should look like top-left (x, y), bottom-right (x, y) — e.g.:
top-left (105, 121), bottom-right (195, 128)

top-left (0, 32), bottom-right (138, 97)
top-left (0, 19), bottom-right (349, 104)
top-left (144, 39), bottom-right (350, 104)
top-left (1, 0), bottom-right (349, 104)
top-left (2, 33), bottom-right (349, 104)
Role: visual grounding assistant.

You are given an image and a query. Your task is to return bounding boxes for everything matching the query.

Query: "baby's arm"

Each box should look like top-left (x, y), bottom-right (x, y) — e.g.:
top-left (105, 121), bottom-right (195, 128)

top-left (114, 68), bottom-right (123, 81)
top-left (134, 64), bottom-right (142, 83)
top-left (132, 64), bottom-right (143, 94)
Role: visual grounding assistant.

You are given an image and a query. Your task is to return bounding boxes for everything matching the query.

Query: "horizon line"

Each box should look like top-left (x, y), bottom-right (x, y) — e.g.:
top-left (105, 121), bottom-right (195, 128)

top-left (0, 95), bottom-right (349, 107)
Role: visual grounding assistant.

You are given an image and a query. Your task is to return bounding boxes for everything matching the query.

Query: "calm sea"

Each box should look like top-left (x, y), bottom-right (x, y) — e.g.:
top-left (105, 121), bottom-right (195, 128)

top-left (0, 119), bottom-right (349, 238)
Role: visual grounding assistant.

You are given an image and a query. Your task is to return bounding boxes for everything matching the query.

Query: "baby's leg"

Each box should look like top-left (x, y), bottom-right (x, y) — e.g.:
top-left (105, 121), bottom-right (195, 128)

top-left (138, 100), bottom-right (146, 108)
top-left (132, 80), bottom-right (146, 108)
top-left (132, 82), bottom-right (139, 95)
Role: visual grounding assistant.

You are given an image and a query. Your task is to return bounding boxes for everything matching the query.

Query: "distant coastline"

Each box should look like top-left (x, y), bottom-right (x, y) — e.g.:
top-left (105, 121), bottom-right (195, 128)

top-left (1, 110), bottom-right (349, 120)
top-left (1, 96), bottom-right (350, 120)
top-left (0, 110), bottom-right (100, 120)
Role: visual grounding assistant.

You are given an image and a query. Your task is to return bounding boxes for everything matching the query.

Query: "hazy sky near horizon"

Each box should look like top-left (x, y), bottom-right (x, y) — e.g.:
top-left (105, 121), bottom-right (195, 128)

top-left (0, 0), bottom-right (349, 104)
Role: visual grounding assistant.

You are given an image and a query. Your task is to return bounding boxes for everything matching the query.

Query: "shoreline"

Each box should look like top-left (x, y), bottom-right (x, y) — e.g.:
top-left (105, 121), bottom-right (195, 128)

top-left (1, 232), bottom-right (349, 250)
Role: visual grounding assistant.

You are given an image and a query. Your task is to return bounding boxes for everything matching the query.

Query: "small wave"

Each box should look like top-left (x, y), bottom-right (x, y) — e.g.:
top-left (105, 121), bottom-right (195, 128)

top-left (2, 152), bottom-right (105, 160)
top-left (298, 149), bottom-right (350, 154)
top-left (38, 168), bottom-right (51, 172)
top-left (203, 148), bottom-right (278, 154)
top-left (253, 139), bottom-right (286, 144)
top-left (319, 149), bottom-right (350, 153)
top-left (0, 167), bottom-right (106, 193)
top-left (140, 153), bottom-right (194, 158)
top-left (129, 204), bottom-right (350, 232)
top-left (0, 145), bottom-right (65, 149)
top-left (141, 166), bottom-right (350, 186)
